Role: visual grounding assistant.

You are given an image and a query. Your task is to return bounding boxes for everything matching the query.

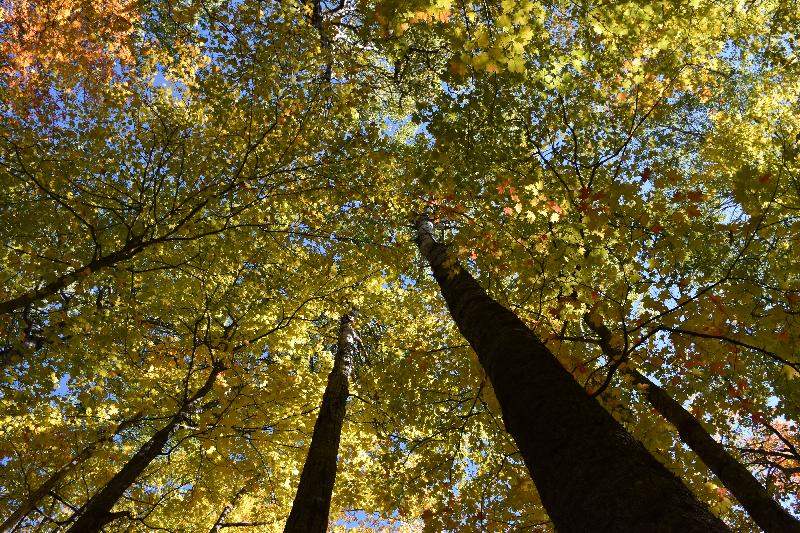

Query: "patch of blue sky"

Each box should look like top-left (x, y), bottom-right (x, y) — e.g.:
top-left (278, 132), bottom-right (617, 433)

top-left (54, 373), bottom-right (70, 397)
top-left (335, 509), bottom-right (418, 531)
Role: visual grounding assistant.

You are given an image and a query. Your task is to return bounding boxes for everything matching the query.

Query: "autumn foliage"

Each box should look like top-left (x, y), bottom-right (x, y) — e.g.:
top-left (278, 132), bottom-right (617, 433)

top-left (0, 0), bottom-right (137, 98)
top-left (1, 0), bottom-right (800, 531)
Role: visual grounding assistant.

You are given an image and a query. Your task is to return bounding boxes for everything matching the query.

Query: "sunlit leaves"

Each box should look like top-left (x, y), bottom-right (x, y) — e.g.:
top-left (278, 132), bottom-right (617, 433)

top-left (2, 0), bottom-right (800, 530)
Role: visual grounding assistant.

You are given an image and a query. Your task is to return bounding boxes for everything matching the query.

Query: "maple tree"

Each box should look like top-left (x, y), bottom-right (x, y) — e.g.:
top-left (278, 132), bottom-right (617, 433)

top-left (414, 215), bottom-right (730, 531)
top-left (1, 0), bottom-right (800, 531)
top-left (285, 311), bottom-right (361, 532)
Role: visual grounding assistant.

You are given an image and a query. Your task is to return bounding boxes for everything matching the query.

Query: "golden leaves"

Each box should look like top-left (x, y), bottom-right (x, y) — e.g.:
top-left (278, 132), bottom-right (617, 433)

top-left (0, 0), bottom-right (138, 100)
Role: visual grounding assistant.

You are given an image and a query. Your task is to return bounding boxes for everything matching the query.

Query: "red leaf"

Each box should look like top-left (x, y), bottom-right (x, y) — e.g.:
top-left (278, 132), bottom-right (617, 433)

top-left (497, 178), bottom-right (511, 194)
top-left (591, 191), bottom-right (606, 201)
top-left (687, 190), bottom-right (705, 201)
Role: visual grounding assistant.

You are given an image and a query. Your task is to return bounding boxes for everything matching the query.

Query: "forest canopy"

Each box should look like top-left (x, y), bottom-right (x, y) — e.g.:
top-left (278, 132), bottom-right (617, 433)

top-left (1, 0), bottom-right (799, 531)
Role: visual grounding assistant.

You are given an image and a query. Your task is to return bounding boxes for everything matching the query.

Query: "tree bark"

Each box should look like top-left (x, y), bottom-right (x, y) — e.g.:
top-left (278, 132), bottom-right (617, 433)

top-left (586, 316), bottom-right (800, 533)
top-left (0, 414), bottom-right (141, 533)
top-left (415, 217), bottom-right (729, 533)
top-left (66, 363), bottom-right (224, 533)
top-left (284, 312), bottom-right (359, 533)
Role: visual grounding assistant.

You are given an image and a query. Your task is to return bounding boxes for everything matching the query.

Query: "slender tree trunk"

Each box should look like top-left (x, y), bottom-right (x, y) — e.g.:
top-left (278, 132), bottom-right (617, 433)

top-left (66, 363), bottom-right (224, 533)
top-left (210, 482), bottom-right (252, 532)
top-left (284, 312), bottom-right (359, 533)
top-left (0, 414), bottom-right (141, 533)
top-left (586, 316), bottom-right (800, 533)
top-left (415, 217), bottom-right (728, 532)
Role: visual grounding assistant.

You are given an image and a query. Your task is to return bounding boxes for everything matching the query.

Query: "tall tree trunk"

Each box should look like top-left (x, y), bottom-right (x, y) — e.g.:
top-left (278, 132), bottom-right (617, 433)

top-left (0, 414), bottom-right (141, 533)
top-left (415, 217), bottom-right (729, 533)
top-left (284, 312), bottom-right (359, 533)
top-left (585, 316), bottom-right (800, 533)
top-left (66, 362), bottom-right (224, 533)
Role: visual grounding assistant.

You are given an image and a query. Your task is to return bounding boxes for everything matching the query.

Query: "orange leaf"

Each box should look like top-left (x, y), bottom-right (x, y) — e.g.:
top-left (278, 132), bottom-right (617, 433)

top-left (547, 200), bottom-right (564, 215)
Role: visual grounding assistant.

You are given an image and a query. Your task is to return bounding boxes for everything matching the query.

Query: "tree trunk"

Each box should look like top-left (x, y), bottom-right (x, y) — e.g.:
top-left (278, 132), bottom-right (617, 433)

top-left (66, 363), bottom-right (223, 533)
top-left (210, 482), bottom-right (252, 532)
top-left (284, 312), bottom-right (359, 533)
top-left (586, 316), bottom-right (800, 533)
top-left (0, 414), bottom-right (141, 533)
top-left (415, 217), bottom-right (729, 533)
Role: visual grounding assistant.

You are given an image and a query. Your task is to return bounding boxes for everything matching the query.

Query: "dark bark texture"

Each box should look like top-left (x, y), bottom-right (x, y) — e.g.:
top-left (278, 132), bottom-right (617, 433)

top-left (284, 313), bottom-right (358, 533)
top-left (587, 317), bottom-right (800, 533)
top-left (416, 218), bottom-right (729, 533)
top-left (66, 363), bottom-right (223, 533)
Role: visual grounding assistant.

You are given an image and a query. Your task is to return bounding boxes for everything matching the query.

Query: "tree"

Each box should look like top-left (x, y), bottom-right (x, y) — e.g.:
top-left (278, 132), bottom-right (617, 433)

top-left (285, 311), bottom-right (361, 533)
top-left (388, 0), bottom-right (800, 527)
top-left (66, 360), bottom-right (224, 532)
top-left (2, 0), bottom-right (799, 530)
top-left (0, 0), bottom-right (138, 109)
top-left (0, 413), bottom-right (141, 533)
top-left (585, 315), bottom-right (800, 533)
top-left (414, 215), bottom-right (729, 531)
